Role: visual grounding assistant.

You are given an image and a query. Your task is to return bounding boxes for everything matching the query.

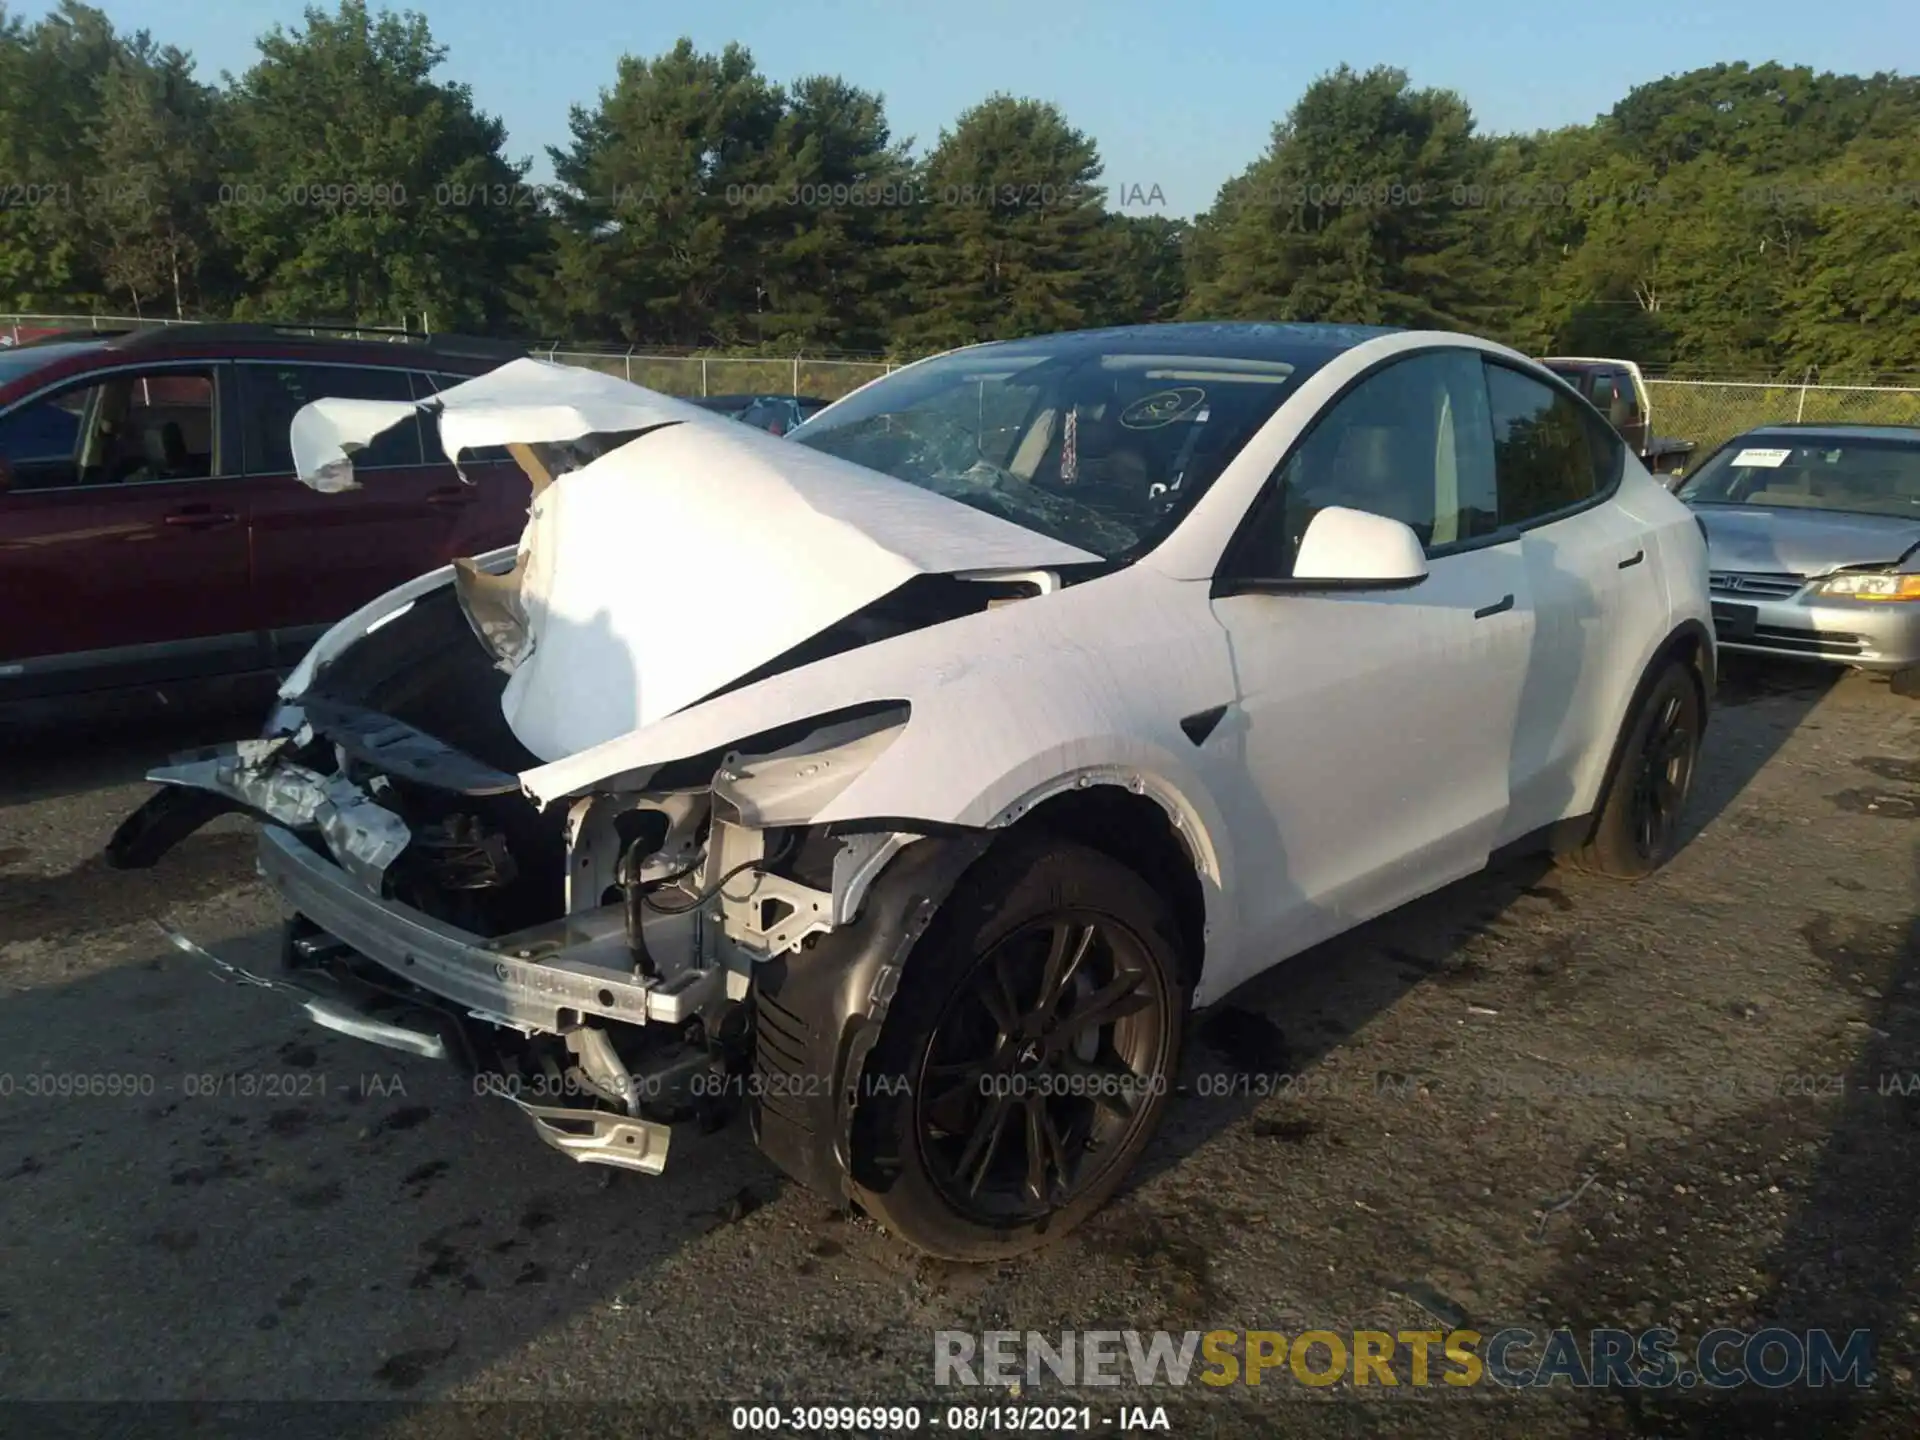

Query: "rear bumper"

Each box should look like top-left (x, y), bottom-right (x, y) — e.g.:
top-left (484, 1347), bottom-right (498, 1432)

top-left (1710, 592), bottom-right (1920, 670)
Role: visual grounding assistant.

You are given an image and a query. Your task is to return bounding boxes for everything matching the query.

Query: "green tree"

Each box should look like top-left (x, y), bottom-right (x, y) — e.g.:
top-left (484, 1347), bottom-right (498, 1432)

top-left (1088, 214), bottom-right (1189, 327)
top-left (1780, 137), bottom-right (1920, 374)
top-left (746, 74), bottom-right (913, 351)
top-left (0, 1), bottom-right (125, 311)
top-left (86, 42), bottom-right (223, 318)
top-left (1185, 65), bottom-right (1502, 332)
top-left (546, 39), bottom-right (785, 347)
top-left (890, 95), bottom-right (1108, 352)
top-left (217, 0), bottom-right (538, 331)
top-left (1609, 62), bottom-right (1920, 175)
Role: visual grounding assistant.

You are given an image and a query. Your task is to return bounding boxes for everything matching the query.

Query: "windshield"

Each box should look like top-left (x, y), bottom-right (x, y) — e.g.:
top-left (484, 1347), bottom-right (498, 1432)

top-left (1678, 436), bottom-right (1920, 520)
top-left (790, 342), bottom-right (1311, 560)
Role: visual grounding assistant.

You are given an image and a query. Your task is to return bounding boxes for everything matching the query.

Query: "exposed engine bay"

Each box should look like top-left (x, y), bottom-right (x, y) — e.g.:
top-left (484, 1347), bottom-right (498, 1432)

top-left (110, 553), bottom-right (1038, 1176)
top-left (105, 406), bottom-right (1075, 1179)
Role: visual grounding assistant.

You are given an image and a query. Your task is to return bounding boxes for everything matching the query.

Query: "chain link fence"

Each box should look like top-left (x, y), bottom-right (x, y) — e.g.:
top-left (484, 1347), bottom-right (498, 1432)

top-left (534, 348), bottom-right (894, 401)
top-left (1647, 378), bottom-right (1920, 459)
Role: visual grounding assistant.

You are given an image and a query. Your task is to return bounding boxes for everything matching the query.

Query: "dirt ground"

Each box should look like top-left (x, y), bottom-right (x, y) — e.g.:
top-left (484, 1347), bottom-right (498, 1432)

top-left (2, 658), bottom-right (1917, 1440)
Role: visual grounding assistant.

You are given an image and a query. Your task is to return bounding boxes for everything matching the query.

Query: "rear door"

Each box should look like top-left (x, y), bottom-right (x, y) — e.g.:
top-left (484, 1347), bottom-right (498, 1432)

top-left (0, 361), bottom-right (257, 696)
top-left (240, 360), bottom-right (468, 666)
top-left (1487, 361), bottom-right (1660, 836)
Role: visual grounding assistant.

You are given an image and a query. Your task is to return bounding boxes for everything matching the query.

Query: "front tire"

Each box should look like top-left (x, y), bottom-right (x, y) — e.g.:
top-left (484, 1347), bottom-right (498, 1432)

top-left (1569, 661), bottom-right (1703, 878)
top-left (850, 838), bottom-right (1188, 1259)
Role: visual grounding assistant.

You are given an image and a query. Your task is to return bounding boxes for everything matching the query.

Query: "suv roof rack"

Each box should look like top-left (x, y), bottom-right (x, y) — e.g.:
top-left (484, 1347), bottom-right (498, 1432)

top-left (85, 323), bottom-right (528, 362)
top-left (14, 327), bottom-right (141, 346)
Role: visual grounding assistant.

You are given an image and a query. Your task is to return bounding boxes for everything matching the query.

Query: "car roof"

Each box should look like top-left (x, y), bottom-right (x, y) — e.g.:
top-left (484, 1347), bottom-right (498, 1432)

top-left (1740, 423), bottom-right (1920, 446)
top-left (953, 320), bottom-right (1403, 365)
top-left (0, 327), bottom-right (523, 403)
top-left (11, 324), bottom-right (519, 367)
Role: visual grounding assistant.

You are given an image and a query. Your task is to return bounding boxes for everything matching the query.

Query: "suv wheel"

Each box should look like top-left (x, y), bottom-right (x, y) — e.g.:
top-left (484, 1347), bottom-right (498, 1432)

top-left (850, 838), bottom-right (1187, 1259)
top-left (1570, 661), bottom-right (1703, 879)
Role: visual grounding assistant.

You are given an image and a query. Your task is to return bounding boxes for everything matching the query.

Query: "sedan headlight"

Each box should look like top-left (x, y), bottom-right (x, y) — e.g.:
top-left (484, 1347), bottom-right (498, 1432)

top-left (1813, 572), bottom-right (1920, 601)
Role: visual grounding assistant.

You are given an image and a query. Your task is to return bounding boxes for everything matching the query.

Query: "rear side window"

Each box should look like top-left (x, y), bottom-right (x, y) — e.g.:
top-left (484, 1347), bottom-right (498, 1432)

top-left (243, 364), bottom-right (421, 474)
top-left (1484, 363), bottom-right (1619, 526)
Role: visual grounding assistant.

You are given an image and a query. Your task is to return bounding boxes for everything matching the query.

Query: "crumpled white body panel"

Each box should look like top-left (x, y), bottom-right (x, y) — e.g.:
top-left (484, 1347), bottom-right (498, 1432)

top-left (496, 420), bottom-right (1098, 758)
top-left (288, 358), bottom-right (1098, 760)
top-left (289, 357), bottom-right (720, 488)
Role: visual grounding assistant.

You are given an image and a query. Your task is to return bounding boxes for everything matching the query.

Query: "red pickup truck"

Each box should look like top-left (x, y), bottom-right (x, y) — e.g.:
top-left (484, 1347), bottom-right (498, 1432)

top-left (0, 325), bottom-right (528, 707)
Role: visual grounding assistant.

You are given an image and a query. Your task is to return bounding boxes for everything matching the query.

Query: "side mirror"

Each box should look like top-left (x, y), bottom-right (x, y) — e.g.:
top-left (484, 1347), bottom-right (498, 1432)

top-left (1291, 506), bottom-right (1429, 586)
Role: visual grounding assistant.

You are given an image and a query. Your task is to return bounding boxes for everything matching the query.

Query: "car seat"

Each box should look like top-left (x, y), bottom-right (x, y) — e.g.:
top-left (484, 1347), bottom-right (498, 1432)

top-left (1326, 421), bottom-right (1435, 544)
top-left (142, 421), bottom-right (191, 479)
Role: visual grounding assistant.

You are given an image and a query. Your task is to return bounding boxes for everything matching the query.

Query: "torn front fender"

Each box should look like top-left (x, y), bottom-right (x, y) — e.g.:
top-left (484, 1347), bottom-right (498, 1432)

top-left (105, 785), bottom-right (247, 870)
top-left (105, 738), bottom-right (411, 890)
top-left (748, 831), bottom-right (992, 1202)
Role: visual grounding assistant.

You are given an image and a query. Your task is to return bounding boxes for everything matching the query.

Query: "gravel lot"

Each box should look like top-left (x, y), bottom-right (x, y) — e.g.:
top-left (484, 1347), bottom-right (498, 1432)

top-left (2, 659), bottom-right (1918, 1439)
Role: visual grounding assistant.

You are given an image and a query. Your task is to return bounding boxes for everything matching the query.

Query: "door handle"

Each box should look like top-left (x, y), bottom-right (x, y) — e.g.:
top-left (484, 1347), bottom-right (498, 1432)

top-left (426, 486), bottom-right (476, 507)
top-left (162, 507), bottom-right (238, 529)
top-left (1473, 594), bottom-right (1515, 619)
top-left (1617, 549), bottom-right (1645, 569)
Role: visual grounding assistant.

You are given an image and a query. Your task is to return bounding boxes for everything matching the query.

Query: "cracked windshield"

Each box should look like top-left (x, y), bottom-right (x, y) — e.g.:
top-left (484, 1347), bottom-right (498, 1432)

top-left (791, 344), bottom-right (1301, 559)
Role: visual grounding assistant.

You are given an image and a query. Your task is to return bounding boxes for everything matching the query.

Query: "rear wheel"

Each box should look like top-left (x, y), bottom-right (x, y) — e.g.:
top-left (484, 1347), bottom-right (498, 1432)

top-left (850, 838), bottom-right (1187, 1259)
top-left (1569, 661), bottom-right (1703, 878)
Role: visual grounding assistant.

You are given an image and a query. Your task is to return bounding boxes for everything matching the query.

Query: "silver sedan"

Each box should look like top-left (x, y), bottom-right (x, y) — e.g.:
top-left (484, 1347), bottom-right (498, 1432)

top-left (1680, 424), bottom-right (1920, 672)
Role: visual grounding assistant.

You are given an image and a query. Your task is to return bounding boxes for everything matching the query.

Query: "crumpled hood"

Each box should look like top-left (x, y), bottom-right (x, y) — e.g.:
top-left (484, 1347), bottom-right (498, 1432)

top-left (290, 359), bottom-right (1099, 762)
top-left (1694, 504), bottom-right (1920, 577)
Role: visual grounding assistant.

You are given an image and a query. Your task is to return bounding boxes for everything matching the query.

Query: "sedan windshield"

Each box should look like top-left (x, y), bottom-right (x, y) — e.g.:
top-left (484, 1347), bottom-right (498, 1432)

top-left (1678, 436), bottom-right (1920, 520)
top-left (790, 341), bottom-right (1311, 560)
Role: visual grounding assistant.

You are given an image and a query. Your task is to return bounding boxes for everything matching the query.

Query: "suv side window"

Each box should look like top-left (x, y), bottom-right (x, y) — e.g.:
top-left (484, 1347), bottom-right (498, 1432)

top-left (0, 366), bottom-right (220, 491)
top-left (1224, 349), bottom-right (1499, 580)
top-left (243, 363), bottom-right (421, 474)
top-left (1483, 362), bottom-right (1618, 525)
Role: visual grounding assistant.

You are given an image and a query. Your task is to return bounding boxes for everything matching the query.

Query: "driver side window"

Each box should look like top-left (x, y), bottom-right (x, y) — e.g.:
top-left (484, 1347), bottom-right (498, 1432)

top-left (1225, 349), bottom-right (1499, 580)
top-left (0, 367), bottom-right (219, 492)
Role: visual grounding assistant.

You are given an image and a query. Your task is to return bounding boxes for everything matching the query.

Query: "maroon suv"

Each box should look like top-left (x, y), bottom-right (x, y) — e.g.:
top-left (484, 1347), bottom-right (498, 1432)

top-left (0, 325), bottom-right (529, 704)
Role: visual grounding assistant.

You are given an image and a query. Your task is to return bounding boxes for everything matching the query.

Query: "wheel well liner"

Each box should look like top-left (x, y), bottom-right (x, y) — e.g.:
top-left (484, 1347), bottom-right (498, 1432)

top-left (1004, 786), bottom-right (1206, 991)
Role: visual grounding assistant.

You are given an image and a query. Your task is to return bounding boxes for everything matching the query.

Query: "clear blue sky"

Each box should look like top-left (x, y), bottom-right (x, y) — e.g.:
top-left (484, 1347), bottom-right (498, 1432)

top-left (26, 0), bottom-right (1919, 216)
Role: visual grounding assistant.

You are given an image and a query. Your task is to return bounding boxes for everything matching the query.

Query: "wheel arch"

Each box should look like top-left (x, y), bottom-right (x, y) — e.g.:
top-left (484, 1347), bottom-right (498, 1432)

top-left (1565, 617), bottom-right (1714, 853)
top-left (748, 771), bottom-right (1225, 1202)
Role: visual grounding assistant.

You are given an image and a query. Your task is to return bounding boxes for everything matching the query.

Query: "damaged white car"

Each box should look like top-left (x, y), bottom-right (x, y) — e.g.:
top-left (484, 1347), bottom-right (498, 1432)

top-left (109, 324), bottom-right (1714, 1257)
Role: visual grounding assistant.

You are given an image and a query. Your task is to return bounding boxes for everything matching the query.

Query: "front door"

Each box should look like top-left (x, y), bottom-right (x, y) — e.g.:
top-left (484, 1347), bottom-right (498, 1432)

top-left (0, 361), bottom-right (256, 695)
top-left (1206, 349), bottom-right (1534, 989)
